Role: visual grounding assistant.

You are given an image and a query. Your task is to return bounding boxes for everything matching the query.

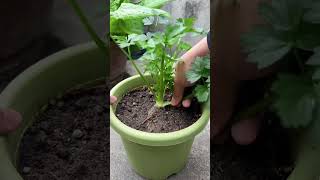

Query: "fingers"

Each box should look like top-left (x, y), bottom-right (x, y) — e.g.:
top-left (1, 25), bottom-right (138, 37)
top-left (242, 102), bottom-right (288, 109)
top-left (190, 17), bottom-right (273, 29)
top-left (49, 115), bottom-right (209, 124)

top-left (231, 117), bottom-right (261, 145)
top-left (182, 99), bottom-right (191, 108)
top-left (110, 96), bottom-right (117, 104)
top-left (0, 109), bottom-right (22, 134)
top-left (171, 61), bottom-right (187, 106)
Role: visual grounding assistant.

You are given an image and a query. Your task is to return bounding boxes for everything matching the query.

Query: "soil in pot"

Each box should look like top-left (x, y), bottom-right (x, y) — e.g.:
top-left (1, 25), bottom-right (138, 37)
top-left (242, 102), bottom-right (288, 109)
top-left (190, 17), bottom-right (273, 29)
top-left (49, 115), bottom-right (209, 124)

top-left (210, 118), bottom-right (294, 180)
top-left (116, 87), bottom-right (202, 133)
top-left (19, 84), bottom-right (108, 180)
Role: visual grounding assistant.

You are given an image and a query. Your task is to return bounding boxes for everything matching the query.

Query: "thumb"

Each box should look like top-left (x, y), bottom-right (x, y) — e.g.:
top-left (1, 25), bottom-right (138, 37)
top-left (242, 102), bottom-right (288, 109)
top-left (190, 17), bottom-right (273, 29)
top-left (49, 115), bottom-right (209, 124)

top-left (0, 109), bottom-right (22, 134)
top-left (110, 96), bottom-right (117, 104)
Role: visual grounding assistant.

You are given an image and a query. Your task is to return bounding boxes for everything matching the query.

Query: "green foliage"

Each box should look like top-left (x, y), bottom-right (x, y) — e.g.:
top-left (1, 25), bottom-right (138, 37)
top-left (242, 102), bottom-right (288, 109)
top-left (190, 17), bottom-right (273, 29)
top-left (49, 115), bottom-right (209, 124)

top-left (111, 3), bottom-right (169, 20)
top-left (241, 0), bottom-right (320, 128)
top-left (272, 74), bottom-right (318, 128)
top-left (110, 1), bottom-right (171, 36)
top-left (110, 0), bottom-right (130, 12)
top-left (113, 18), bottom-right (206, 107)
top-left (186, 56), bottom-right (210, 102)
top-left (140, 0), bottom-right (173, 8)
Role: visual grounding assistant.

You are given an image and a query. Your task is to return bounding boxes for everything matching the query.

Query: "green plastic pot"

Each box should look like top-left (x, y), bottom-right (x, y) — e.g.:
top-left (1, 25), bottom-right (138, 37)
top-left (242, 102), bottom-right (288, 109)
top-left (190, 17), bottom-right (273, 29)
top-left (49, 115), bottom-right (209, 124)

top-left (110, 75), bottom-right (210, 180)
top-left (0, 42), bottom-right (106, 180)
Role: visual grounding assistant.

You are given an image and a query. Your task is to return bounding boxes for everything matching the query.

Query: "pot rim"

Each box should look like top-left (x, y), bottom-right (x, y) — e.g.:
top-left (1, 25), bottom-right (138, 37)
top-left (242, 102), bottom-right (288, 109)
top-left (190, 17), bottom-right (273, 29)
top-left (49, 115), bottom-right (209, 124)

top-left (110, 75), bottom-right (210, 146)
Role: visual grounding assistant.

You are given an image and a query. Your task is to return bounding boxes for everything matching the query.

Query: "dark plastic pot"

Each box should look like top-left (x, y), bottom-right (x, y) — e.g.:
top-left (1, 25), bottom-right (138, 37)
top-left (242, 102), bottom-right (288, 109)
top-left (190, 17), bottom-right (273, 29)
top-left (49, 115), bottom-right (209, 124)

top-left (0, 42), bottom-right (106, 180)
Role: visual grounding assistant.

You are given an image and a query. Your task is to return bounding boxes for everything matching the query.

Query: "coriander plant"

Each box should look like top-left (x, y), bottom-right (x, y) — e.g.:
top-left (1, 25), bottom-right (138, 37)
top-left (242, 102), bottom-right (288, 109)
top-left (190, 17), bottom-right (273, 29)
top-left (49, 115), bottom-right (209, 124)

top-left (186, 56), bottom-right (210, 103)
top-left (241, 0), bottom-right (320, 128)
top-left (112, 17), bottom-right (207, 107)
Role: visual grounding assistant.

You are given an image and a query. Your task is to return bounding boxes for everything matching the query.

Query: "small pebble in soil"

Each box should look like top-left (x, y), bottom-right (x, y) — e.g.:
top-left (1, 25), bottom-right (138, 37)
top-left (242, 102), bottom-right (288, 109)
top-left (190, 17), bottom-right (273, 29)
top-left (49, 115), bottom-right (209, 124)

top-left (22, 167), bottom-right (31, 174)
top-left (72, 129), bottom-right (84, 139)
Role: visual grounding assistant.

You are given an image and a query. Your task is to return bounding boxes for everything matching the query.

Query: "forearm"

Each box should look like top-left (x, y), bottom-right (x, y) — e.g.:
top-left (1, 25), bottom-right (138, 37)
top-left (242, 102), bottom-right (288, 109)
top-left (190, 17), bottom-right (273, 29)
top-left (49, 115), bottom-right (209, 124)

top-left (181, 37), bottom-right (210, 66)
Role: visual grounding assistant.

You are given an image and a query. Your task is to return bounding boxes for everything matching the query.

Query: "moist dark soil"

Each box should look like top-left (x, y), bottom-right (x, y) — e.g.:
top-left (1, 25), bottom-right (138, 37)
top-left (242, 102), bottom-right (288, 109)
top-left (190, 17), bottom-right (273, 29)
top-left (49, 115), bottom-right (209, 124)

top-left (19, 84), bottom-right (108, 180)
top-left (210, 119), bottom-right (294, 180)
top-left (116, 87), bottom-right (202, 133)
top-left (210, 77), bottom-right (294, 180)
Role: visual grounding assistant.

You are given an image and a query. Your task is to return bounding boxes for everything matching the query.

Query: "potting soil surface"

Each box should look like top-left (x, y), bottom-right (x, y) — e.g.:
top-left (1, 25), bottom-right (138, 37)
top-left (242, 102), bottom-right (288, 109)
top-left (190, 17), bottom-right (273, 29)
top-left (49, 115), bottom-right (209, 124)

top-left (116, 87), bottom-right (202, 133)
top-left (210, 120), bottom-right (294, 180)
top-left (19, 84), bottom-right (108, 180)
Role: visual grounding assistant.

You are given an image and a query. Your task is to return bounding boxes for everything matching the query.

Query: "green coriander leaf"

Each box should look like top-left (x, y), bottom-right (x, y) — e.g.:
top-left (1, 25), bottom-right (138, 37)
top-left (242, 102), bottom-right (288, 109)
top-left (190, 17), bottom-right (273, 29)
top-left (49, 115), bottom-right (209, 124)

top-left (272, 74), bottom-right (317, 128)
top-left (128, 34), bottom-right (148, 42)
top-left (186, 71), bottom-right (202, 83)
top-left (194, 84), bottom-right (209, 102)
top-left (295, 23), bottom-right (320, 50)
top-left (247, 45), bottom-right (290, 69)
top-left (111, 3), bottom-right (170, 20)
top-left (110, 0), bottom-right (130, 12)
top-left (304, 2), bottom-right (320, 24)
top-left (157, 16), bottom-right (170, 25)
top-left (143, 16), bottom-right (155, 25)
top-left (313, 69), bottom-right (320, 80)
top-left (140, 0), bottom-right (172, 8)
top-left (258, 0), bottom-right (305, 31)
top-left (186, 57), bottom-right (210, 83)
top-left (178, 41), bottom-right (192, 51)
top-left (306, 47), bottom-right (320, 65)
top-left (241, 25), bottom-right (291, 69)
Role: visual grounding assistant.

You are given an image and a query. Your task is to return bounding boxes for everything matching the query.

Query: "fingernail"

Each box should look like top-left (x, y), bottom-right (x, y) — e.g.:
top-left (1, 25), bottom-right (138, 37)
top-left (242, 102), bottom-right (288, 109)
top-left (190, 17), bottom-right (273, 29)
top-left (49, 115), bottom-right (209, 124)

top-left (182, 100), bottom-right (191, 108)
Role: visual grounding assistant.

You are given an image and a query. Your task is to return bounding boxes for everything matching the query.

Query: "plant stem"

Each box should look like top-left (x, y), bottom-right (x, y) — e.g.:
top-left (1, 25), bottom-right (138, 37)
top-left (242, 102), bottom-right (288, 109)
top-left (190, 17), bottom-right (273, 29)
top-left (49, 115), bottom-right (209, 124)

top-left (156, 45), bottom-right (166, 107)
top-left (67, 0), bottom-right (107, 55)
top-left (172, 38), bottom-right (182, 59)
top-left (127, 47), bottom-right (154, 92)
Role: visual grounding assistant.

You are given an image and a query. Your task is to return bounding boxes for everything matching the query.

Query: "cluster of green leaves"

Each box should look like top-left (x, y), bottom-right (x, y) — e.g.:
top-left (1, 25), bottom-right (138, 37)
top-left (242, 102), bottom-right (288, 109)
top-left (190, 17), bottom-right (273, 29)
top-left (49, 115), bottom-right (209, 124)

top-left (186, 56), bottom-right (210, 102)
top-left (110, 0), bottom-right (172, 35)
top-left (113, 17), bottom-right (206, 107)
top-left (241, 0), bottom-right (320, 128)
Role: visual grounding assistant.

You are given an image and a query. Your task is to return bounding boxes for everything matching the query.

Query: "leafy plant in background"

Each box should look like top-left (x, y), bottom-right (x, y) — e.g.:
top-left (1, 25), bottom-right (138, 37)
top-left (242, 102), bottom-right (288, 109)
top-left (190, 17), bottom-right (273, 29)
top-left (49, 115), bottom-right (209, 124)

top-left (110, 0), bottom-right (172, 35)
top-left (186, 56), bottom-right (210, 103)
top-left (67, 0), bottom-right (107, 57)
top-left (241, 0), bottom-right (320, 128)
top-left (68, 0), bottom-right (209, 107)
top-left (113, 17), bottom-right (207, 107)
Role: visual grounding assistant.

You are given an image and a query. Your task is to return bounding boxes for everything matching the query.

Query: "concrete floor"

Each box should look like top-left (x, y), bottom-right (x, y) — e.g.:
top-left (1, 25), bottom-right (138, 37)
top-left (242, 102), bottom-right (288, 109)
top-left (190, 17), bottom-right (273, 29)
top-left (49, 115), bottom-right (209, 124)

top-left (110, 123), bottom-right (210, 180)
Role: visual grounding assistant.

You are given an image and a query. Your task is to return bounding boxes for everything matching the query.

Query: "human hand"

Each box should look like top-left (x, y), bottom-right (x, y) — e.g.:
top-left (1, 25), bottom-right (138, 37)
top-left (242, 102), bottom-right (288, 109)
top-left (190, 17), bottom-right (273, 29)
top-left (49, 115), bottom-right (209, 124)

top-left (0, 108), bottom-right (22, 135)
top-left (171, 37), bottom-right (210, 108)
top-left (212, 0), bottom-right (276, 145)
top-left (171, 60), bottom-right (193, 108)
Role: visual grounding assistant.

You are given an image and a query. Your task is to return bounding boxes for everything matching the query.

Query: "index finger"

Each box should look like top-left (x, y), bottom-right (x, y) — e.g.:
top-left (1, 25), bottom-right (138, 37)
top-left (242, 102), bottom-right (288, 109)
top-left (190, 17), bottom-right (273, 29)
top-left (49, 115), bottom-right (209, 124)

top-left (171, 61), bottom-right (187, 106)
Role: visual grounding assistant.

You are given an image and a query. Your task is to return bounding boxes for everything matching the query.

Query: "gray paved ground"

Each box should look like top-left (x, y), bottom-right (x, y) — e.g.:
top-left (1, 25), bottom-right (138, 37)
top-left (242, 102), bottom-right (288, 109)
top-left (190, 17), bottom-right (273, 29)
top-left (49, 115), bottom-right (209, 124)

top-left (110, 122), bottom-right (210, 180)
